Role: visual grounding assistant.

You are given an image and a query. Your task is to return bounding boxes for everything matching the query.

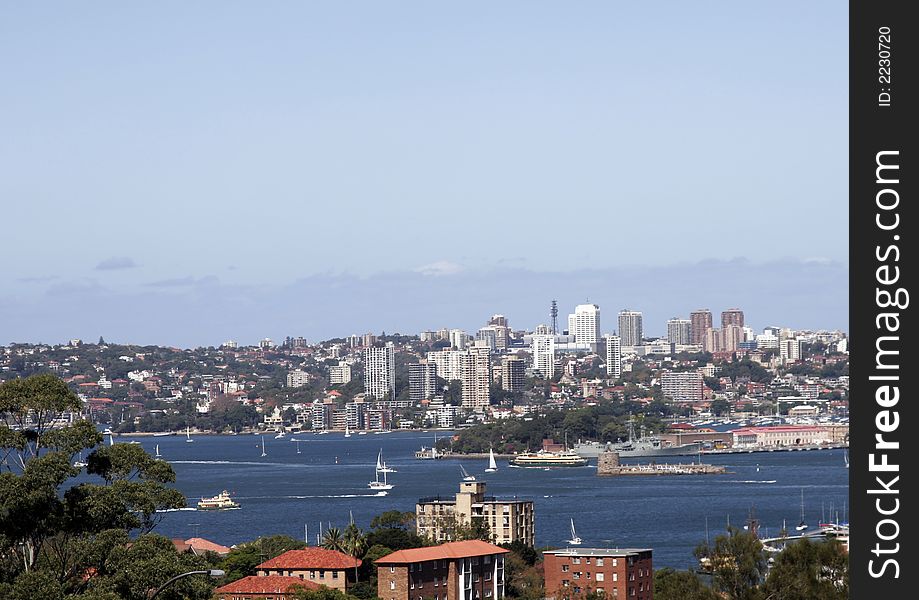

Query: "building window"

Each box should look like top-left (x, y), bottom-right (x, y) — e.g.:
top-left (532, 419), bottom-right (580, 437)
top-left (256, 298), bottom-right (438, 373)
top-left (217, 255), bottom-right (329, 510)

top-left (390, 581), bottom-right (396, 590)
top-left (612, 588), bottom-right (618, 597)
top-left (573, 573), bottom-right (581, 580)
top-left (484, 555), bottom-right (491, 564)
top-left (310, 571), bottom-right (316, 579)
top-left (596, 573), bottom-right (605, 582)
top-left (597, 588), bottom-right (604, 594)
top-left (391, 567), bottom-right (395, 573)
top-left (486, 591), bottom-right (492, 598)
top-left (585, 558), bottom-right (591, 565)
top-left (613, 574), bottom-right (618, 582)
top-left (572, 558), bottom-right (581, 565)
top-left (485, 572), bottom-right (492, 581)
top-left (612, 559), bottom-right (618, 567)
top-left (319, 571), bottom-right (325, 579)
top-left (586, 572), bottom-right (591, 579)
top-left (562, 565), bottom-right (569, 573)
top-left (596, 559), bottom-right (604, 567)
top-left (333, 571), bottom-right (339, 579)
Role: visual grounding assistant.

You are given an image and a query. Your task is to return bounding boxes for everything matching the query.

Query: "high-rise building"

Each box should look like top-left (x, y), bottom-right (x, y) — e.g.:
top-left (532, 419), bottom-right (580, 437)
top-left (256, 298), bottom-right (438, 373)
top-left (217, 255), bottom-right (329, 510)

top-left (605, 335), bottom-right (622, 379)
top-left (449, 329), bottom-right (468, 350)
top-left (409, 360), bottom-right (438, 401)
top-left (531, 334), bottom-right (556, 378)
top-left (690, 309), bottom-right (713, 346)
top-left (666, 318), bottom-right (692, 345)
top-left (703, 328), bottom-right (722, 353)
top-left (346, 399), bottom-right (366, 430)
top-left (361, 332), bottom-right (377, 347)
top-left (618, 310), bottom-right (644, 347)
top-left (461, 342), bottom-right (492, 412)
top-left (476, 327), bottom-right (498, 351)
top-left (721, 324), bottom-right (744, 353)
top-left (427, 349), bottom-right (465, 381)
top-left (660, 371), bottom-right (704, 402)
top-left (568, 304), bottom-right (601, 345)
top-left (363, 343), bottom-right (395, 400)
top-left (500, 356), bottom-right (526, 392)
top-left (721, 308), bottom-right (745, 329)
top-left (329, 362), bottom-right (352, 385)
top-left (780, 338), bottom-right (802, 362)
top-left (287, 369), bottom-right (310, 388)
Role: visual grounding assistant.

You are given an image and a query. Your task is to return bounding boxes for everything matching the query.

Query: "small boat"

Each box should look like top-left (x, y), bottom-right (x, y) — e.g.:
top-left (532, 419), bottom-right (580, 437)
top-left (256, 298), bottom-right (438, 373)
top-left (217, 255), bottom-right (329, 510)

top-left (567, 518), bottom-right (583, 545)
top-left (344, 423), bottom-right (351, 438)
top-left (796, 489), bottom-right (808, 531)
top-left (485, 448), bottom-right (498, 473)
top-left (358, 431), bottom-right (368, 435)
top-left (369, 464), bottom-right (393, 490)
top-left (152, 432), bottom-right (172, 437)
top-left (102, 427), bottom-right (114, 436)
top-left (197, 490), bottom-right (240, 511)
top-left (260, 436), bottom-right (268, 457)
top-left (73, 451), bottom-right (88, 468)
top-left (460, 464), bottom-right (476, 482)
top-left (185, 426), bottom-right (194, 443)
top-left (274, 431), bottom-right (286, 439)
top-left (376, 449), bottom-right (397, 473)
top-left (154, 444), bottom-right (162, 458)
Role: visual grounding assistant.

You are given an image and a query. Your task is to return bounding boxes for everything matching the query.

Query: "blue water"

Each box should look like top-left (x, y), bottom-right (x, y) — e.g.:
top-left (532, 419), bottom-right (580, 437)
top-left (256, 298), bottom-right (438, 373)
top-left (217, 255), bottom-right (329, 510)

top-left (122, 431), bottom-right (849, 569)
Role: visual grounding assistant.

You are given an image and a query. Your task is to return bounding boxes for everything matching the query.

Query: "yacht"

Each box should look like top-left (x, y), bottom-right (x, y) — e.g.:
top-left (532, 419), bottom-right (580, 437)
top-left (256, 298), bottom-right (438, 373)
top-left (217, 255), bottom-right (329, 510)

top-left (485, 448), bottom-right (498, 473)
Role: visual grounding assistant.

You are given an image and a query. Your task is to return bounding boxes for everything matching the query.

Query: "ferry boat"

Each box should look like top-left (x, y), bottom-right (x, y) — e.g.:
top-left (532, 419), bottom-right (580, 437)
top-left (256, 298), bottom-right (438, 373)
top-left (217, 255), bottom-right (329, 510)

top-left (509, 449), bottom-right (589, 468)
top-left (197, 490), bottom-right (240, 511)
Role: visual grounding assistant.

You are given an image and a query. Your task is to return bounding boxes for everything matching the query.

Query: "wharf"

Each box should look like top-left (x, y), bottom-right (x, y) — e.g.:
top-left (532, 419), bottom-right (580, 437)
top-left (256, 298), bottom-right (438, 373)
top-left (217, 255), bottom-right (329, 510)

top-left (701, 443), bottom-right (848, 454)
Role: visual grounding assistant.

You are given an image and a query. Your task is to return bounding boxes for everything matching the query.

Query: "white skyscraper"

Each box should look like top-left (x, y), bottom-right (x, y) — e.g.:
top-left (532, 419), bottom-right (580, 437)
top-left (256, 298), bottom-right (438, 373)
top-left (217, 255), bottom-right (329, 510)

top-left (427, 349), bottom-right (465, 381)
top-left (569, 304), bottom-right (601, 345)
top-left (618, 309), bottom-right (644, 347)
top-left (780, 338), bottom-right (802, 362)
top-left (461, 342), bottom-right (492, 412)
top-left (363, 343), bottom-right (395, 399)
top-left (605, 335), bottom-right (622, 379)
top-left (531, 334), bottom-right (556, 379)
top-left (449, 329), bottom-right (468, 350)
top-left (666, 318), bottom-right (692, 345)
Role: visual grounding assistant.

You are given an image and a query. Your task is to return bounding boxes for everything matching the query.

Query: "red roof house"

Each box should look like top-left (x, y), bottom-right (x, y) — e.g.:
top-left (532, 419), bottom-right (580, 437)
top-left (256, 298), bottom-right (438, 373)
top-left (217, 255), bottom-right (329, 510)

top-left (257, 548), bottom-right (361, 592)
top-left (214, 575), bottom-right (321, 600)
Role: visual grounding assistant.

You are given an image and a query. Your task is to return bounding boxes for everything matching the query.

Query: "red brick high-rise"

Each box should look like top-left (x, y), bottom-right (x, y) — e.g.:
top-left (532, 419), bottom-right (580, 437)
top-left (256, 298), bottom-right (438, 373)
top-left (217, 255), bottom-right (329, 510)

top-left (690, 309), bottom-right (713, 346)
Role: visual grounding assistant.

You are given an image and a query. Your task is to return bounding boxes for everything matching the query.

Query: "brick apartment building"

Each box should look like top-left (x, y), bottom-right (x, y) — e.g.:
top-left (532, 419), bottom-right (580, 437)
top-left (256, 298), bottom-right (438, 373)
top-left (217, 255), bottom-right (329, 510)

top-left (543, 548), bottom-right (653, 600)
top-left (376, 540), bottom-right (509, 600)
top-left (255, 547), bottom-right (362, 592)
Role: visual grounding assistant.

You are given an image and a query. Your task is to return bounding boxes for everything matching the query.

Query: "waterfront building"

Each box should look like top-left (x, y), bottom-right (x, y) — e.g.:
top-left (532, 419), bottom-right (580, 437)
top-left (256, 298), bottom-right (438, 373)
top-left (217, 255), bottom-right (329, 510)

top-left (569, 304), bottom-right (601, 346)
top-left (731, 425), bottom-right (834, 447)
top-left (345, 399), bottom-right (366, 430)
top-left (660, 371), bottom-right (704, 402)
top-left (329, 362), bottom-right (352, 385)
top-left (366, 407), bottom-right (392, 431)
top-left (461, 342), bottom-right (492, 412)
top-left (543, 548), bottom-right (653, 600)
top-left (409, 360), bottom-right (439, 401)
top-left (376, 540), bottom-right (508, 600)
top-left (257, 547), bottom-right (362, 592)
top-left (500, 356), bottom-right (526, 392)
top-left (364, 343), bottom-right (396, 400)
top-left (721, 308), bottom-right (745, 330)
top-left (531, 334), bottom-right (556, 379)
top-left (617, 310), bottom-right (643, 347)
top-left (287, 369), bottom-right (311, 388)
top-left (666, 318), bottom-right (692, 345)
top-left (605, 335), bottom-right (621, 379)
top-left (416, 481), bottom-right (535, 546)
top-left (689, 309), bottom-right (713, 346)
top-left (310, 400), bottom-right (334, 430)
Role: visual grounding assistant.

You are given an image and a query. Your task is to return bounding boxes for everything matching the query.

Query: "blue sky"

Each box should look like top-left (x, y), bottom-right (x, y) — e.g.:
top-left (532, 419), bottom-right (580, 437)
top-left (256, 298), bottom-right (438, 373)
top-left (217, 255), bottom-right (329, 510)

top-left (0, 2), bottom-right (847, 346)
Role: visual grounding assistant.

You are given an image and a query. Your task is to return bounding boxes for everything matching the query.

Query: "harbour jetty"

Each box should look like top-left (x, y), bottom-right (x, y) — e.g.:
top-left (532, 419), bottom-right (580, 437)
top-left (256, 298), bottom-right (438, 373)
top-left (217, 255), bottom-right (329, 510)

top-left (597, 450), bottom-right (726, 477)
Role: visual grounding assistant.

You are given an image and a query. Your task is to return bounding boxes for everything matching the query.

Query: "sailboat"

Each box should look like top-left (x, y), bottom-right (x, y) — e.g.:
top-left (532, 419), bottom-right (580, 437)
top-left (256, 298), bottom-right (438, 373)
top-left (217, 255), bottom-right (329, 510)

top-left (260, 436), bottom-right (268, 457)
top-left (155, 444), bottom-right (162, 458)
top-left (344, 422), bottom-right (351, 438)
top-left (376, 449), bottom-right (396, 473)
top-left (369, 462), bottom-right (394, 490)
top-left (73, 451), bottom-right (88, 468)
top-left (566, 518), bottom-right (583, 545)
top-left (844, 449), bottom-right (849, 468)
top-left (107, 432), bottom-right (114, 446)
top-left (185, 426), bottom-right (194, 443)
top-left (795, 489), bottom-right (808, 531)
top-left (460, 464), bottom-right (476, 482)
top-left (485, 448), bottom-right (498, 473)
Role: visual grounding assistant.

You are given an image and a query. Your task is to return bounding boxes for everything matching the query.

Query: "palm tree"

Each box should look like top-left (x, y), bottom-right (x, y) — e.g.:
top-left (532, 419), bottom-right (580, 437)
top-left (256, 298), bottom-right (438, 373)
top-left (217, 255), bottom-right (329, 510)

top-left (342, 522), bottom-right (368, 582)
top-left (321, 527), bottom-right (345, 552)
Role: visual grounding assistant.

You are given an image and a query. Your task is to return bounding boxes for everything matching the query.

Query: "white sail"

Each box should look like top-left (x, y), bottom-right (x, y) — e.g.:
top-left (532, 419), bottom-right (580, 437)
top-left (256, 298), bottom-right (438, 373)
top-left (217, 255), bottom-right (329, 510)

top-left (486, 448), bottom-right (498, 472)
top-left (155, 444), bottom-right (161, 457)
top-left (261, 436), bottom-right (267, 457)
top-left (376, 450), bottom-right (384, 471)
top-left (567, 518), bottom-right (582, 545)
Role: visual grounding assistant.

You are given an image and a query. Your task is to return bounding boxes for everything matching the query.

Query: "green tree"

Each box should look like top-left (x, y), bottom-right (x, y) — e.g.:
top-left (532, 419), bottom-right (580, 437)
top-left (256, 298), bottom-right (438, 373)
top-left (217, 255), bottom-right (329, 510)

top-left (654, 568), bottom-right (719, 600)
top-left (322, 527), bottom-right (345, 552)
top-left (761, 538), bottom-right (848, 600)
top-left (694, 527), bottom-right (766, 600)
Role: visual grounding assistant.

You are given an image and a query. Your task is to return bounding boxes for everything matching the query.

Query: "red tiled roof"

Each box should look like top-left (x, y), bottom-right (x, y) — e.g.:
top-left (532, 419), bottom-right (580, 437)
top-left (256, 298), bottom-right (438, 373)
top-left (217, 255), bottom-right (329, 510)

top-left (185, 537), bottom-right (232, 555)
top-left (215, 575), bottom-right (320, 595)
top-left (376, 541), bottom-right (509, 564)
top-left (258, 548), bottom-right (361, 570)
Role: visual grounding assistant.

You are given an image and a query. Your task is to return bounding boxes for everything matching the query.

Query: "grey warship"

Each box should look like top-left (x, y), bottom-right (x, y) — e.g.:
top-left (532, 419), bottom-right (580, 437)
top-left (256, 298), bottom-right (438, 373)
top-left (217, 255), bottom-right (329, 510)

top-left (573, 417), bottom-right (701, 458)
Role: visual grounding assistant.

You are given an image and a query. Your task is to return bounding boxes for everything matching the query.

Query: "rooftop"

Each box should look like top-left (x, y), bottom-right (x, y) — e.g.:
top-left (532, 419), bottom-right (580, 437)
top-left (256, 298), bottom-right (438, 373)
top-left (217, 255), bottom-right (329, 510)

top-left (215, 575), bottom-right (320, 595)
top-left (418, 495), bottom-right (533, 504)
top-left (258, 548), bottom-right (361, 570)
top-left (376, 541), bottom-right (509, 564)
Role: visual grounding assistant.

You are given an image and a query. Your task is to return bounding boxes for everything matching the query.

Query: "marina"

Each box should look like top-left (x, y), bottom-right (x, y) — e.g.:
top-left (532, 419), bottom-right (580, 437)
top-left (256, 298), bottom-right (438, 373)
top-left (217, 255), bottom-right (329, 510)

top-left (106, 430), bottom-right (849, 569)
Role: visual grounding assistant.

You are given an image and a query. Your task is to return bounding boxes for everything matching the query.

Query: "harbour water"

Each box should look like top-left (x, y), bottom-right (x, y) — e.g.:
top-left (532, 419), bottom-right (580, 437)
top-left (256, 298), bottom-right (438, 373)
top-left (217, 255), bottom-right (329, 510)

top-left (121, 431), bottom-right (849, 569)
